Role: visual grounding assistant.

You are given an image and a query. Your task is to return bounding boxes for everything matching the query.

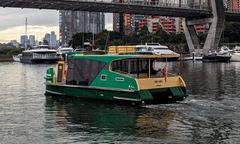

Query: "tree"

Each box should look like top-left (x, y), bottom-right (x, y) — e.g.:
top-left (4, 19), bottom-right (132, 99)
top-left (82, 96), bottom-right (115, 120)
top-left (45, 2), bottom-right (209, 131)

top-left (155, 28), bottom-right (170, 44)
top-left (69, 32), bottom-right (92, 49)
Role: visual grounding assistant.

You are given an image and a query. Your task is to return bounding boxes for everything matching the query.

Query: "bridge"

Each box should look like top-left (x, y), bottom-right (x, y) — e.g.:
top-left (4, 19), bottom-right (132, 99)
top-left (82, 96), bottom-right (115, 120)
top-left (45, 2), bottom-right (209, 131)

top-left (1, 0), bottom-right (240, 54)
top-left (0, 0), bottom-right (212, 18)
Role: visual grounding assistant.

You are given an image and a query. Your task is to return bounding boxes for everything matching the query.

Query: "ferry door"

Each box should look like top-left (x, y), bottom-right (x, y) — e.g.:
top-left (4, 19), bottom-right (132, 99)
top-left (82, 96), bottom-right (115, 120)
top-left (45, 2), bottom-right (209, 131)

top-left (57, 62), bottom-right (64, 82)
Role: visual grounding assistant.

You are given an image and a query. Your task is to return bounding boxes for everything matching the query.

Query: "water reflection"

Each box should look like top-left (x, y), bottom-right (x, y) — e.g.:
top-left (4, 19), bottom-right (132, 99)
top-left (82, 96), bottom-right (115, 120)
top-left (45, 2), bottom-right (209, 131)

top-left (42, 61), bottom-right (240, 143)
top-left (44, 96), bottom-right (180, 142)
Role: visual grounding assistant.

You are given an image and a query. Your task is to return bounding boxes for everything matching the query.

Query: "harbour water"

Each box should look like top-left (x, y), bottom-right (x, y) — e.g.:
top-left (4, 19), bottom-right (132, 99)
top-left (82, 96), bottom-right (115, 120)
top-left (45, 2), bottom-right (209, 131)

top-left (0, 61), bottom-right (240, 143)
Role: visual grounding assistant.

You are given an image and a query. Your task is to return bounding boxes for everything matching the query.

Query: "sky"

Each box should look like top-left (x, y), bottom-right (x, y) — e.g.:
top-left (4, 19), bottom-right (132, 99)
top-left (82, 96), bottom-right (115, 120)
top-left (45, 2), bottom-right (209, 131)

top-left (0, 8), bottom-right (113, 43)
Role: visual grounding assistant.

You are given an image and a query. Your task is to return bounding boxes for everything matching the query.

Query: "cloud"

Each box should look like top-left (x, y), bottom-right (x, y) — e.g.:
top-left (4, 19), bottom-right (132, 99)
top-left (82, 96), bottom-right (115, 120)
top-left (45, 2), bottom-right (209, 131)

top-left (105, 13), bottom-right (113, 30)
top-left (0, 8), bottom-right (113, 43)
top-left (0, 8), bottom-right (59, 31)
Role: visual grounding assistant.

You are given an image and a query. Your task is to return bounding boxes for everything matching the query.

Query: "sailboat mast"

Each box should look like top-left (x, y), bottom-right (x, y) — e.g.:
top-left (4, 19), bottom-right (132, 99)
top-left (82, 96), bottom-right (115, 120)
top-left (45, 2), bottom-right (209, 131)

top-left (92, 13), bottom-right (95, 47)
top-left (25, 17), bottom-right (28, 50)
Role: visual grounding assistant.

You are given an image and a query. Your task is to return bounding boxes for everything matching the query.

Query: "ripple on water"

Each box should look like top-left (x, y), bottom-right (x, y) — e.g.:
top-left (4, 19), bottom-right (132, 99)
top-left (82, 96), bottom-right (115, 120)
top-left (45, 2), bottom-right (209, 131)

top-left (0, 62), bottom-right (240, 143)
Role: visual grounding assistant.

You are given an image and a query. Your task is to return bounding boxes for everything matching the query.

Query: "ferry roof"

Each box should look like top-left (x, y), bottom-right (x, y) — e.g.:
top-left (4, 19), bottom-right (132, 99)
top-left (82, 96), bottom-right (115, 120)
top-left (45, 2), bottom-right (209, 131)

top-left (23, 49), bottom-right (57, 53)
top-left (69, 54), bottom-right (170, 63)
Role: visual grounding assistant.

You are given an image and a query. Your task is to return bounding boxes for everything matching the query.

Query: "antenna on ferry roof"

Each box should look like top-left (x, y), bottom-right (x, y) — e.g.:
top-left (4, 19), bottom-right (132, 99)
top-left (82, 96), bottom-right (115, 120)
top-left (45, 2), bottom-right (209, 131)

top-left (25, 17), bottom-right (28, 50)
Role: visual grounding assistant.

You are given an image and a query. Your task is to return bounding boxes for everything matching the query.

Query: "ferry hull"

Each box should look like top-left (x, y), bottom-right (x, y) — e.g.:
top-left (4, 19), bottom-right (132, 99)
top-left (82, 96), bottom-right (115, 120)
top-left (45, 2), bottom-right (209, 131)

top-left (45, 84), bottom-right (187, 104)
top-left (20, 58), bottom-right (60, 64)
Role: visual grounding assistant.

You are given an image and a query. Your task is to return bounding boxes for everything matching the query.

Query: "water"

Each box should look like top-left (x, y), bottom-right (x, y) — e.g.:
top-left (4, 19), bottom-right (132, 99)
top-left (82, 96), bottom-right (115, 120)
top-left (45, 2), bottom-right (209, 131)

top-left (0, 61), bottom-right (240, 143)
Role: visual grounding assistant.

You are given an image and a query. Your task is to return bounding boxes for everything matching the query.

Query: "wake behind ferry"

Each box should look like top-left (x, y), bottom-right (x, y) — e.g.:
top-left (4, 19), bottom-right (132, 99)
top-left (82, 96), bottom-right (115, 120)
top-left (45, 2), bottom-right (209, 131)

top-left (45, 52), bottom-right (187, 104)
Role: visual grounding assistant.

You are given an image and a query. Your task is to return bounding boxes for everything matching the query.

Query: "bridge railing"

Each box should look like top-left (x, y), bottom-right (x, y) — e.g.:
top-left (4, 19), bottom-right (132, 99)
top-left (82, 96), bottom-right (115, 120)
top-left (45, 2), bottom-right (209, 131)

top-left (69, 0), bottom-right (210, 10)
top-left (225, 8), bottom-right (240, 14)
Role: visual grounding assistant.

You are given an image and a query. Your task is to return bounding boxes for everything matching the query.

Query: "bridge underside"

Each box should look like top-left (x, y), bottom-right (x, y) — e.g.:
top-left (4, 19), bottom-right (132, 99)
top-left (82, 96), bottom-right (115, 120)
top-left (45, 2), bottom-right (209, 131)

top-left (225, 13), bottom-right (240, 22)
top-left (0, 0), bottom-right (211, 18)
top-left (0, 0), bottom-right (239, 21)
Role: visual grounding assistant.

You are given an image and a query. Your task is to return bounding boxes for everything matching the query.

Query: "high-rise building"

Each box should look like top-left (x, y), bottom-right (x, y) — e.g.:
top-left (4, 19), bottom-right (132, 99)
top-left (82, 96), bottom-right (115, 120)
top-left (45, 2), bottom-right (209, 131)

top-left (20, 35), bottom-right (28, 45)
top-left (29, 35), bottom-right (36, 47)
top-left (113, 0), bottom-right (209, 34)
top-left (113, 13), bottom-right (120, 32)
top-left (113, 0), bottom-right (146, 34)
top-left (59, 11), bottom-right (105, 45)
top-left (225, 0), bottom-right (240, 12)
top-left (43, 33), bottom-right (50, 45)
top-left (50, 31), bottom-right (57, 48)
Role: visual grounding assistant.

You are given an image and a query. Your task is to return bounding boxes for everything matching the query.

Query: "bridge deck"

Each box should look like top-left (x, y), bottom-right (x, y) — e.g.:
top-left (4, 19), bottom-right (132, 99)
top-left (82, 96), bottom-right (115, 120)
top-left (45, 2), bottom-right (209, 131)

top-left (0, 0), bottom-right (211, 18)
top-left (0, 0), bottom-right (240, 21)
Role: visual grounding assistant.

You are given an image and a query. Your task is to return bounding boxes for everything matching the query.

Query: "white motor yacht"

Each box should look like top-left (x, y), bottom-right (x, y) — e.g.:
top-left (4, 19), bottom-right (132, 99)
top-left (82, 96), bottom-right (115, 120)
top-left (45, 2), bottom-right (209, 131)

top-left (57, 47), bottom-right (74, 55)
top-left (12, 54), bottom-right (22, 62)
top-left (230, 46), bottom-right (240, 62)
top-left (135, 43), bottom-right (180, 60)
top-left (218, 46), bottom-right (232, 55)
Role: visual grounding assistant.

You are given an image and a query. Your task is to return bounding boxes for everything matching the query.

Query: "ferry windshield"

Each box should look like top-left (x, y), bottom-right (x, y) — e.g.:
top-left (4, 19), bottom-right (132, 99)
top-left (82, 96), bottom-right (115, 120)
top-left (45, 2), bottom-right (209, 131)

top-left (66, 59), bottom-right (105, 86)
top-left (111, 58), bottom-right (166, 79)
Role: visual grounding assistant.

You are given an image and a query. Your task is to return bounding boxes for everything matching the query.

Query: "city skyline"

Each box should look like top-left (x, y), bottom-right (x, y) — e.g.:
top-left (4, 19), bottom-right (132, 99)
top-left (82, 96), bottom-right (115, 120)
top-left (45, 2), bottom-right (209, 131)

top-left (0, 8), bottom-right (113, 43)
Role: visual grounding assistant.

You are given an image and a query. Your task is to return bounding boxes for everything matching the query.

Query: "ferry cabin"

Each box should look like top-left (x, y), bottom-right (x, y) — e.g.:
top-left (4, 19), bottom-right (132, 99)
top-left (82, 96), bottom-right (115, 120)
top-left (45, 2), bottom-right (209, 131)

top-left (21, 49), bottom-right (60, 64)
top-left (45, 55), bottom-right (187, 104)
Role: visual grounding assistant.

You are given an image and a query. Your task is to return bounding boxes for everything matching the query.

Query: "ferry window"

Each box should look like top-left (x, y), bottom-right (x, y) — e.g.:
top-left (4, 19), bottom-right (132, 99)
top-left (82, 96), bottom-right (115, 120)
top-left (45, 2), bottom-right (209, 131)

top-left (112, 59), bottom-right (149, 76)
top-left (101, 74), bottom-right (107, 81)
top-left (66, 59), bottom-right (106, 86)
top-left (111, 59), bottom-right (164, 78)
top-left (147, 47), bottom-right (153, 51)
top-left (112, 60), bottom-right (129, 74)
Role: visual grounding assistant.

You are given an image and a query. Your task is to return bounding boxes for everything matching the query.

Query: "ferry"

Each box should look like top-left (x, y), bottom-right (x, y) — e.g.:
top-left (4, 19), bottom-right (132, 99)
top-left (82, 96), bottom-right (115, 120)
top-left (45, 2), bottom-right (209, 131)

top-left (20, 45), bottom-right (61, 64)
top-left (45, 53), bottom-right (187, 104)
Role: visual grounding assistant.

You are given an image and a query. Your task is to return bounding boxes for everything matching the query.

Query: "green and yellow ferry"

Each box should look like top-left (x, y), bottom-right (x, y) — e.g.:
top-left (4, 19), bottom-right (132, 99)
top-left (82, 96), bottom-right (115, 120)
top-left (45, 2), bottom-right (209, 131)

top-left (45, 53), bottom-right (187, 104)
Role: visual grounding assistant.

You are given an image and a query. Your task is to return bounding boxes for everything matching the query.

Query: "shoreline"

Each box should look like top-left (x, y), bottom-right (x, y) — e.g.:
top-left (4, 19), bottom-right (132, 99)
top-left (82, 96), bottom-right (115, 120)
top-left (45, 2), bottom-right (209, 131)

top-left (0, 56), bottom-right (13, 62)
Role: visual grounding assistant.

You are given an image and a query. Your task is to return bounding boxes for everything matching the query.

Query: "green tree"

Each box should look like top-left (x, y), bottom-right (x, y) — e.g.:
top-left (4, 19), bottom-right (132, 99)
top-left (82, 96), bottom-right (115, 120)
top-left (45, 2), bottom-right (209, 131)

top-left (69, 32), bottom-right (92, 49)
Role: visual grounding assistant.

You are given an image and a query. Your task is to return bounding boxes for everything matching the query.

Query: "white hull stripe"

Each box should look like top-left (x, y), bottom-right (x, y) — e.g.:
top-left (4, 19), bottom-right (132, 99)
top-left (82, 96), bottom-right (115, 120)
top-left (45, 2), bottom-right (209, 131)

top-left (46, 90), bottom-right (65, 95)
top-left (113, 96), bottom-right (141, 102)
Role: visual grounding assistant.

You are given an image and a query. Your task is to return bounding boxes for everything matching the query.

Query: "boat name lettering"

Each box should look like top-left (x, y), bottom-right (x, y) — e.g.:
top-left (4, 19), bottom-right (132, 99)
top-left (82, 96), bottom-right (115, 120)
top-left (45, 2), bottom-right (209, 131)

top-left (115, 77), bottom-right (125, 82)
top-left (155, 80), bottom-right (163, 83)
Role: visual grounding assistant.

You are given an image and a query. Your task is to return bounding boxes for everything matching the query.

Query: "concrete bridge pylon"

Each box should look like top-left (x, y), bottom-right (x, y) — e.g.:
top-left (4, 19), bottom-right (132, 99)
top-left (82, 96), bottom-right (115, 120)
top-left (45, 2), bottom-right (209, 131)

top-left (183, 0), bottom-right (225, 55)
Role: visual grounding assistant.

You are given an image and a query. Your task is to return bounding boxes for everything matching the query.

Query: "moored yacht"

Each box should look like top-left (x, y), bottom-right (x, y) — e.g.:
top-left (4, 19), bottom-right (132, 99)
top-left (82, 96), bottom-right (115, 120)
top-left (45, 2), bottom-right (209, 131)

top-left (230, 46), bottom-right (240, 62)
top-left (57, 47), bottom-right (74, 55)
top-left (12, 54), bottom-right (22, 62)
top-left (135, 43), bottom-right (180, 61)
top-left (20, 45), bottom-right (61, 64)
top-left (202, 50), bottom-right (231, 62)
